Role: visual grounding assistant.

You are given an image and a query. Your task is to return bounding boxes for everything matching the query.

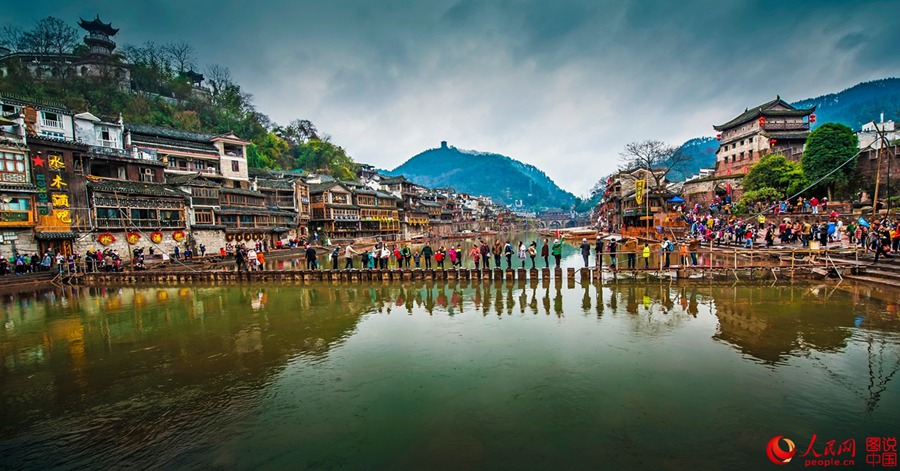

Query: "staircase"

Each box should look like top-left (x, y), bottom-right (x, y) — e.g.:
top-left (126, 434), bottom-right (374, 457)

top-left (838, 251), bottom-right (900, 289)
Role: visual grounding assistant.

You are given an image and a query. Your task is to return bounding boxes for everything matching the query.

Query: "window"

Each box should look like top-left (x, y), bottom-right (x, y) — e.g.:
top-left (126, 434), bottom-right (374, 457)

top-left (160, 210), bottom-right (182, 227)
top-left (131, 208), bottom-right (157, 221)
top-left (0, 152), bottom-right (29, 183)
top-left (231, 160), bottom-right (240, 172)
top-left (140, 168), bottom-right (154, 183)
top-left (195, 210), bottom-right (214, 224)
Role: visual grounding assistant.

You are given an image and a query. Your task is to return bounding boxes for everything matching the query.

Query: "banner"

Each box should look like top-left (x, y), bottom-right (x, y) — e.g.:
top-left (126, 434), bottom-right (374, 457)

top-left (635, 180), bottom-right (646, 206)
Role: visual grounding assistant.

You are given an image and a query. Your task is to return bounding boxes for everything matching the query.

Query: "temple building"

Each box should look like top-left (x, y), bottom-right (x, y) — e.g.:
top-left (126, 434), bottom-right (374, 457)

top-left (712, 96), bottom-right (815, 177)
top-left (0, 16), bottom-right (130, 85)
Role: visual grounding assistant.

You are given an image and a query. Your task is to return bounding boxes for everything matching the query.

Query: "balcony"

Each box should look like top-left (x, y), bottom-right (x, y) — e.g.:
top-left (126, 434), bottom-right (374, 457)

top-left (95, 218), bottom-right (184, 229)
top-left (41, 118), bottom-right (63, 129)
top-left (98, 139), bottom-right (119, 148)
top-left (0, 210), bottom-right (34, 226)
top-left (761, 122), bottom-right (809, 131)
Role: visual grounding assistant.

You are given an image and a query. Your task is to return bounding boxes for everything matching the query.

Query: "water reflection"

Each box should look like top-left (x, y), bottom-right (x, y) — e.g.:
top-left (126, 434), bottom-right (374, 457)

top-left (0, 281), bottom-right (898, 469)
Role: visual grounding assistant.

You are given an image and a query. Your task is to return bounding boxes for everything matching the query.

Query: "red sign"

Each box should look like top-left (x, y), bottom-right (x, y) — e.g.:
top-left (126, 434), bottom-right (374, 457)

top-left (172, 230), bottom-right (186, 242)
top-left (126, 232), bottom-right (141, 245)
top-left (150, 231), bottom-right (163, 244)
top-left (97, 232), bottom-right (116, 246)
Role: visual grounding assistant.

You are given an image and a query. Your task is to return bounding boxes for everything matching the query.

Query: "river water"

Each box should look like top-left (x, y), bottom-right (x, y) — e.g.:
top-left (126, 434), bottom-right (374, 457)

top-left (1, 276), bottom-right (899, 469)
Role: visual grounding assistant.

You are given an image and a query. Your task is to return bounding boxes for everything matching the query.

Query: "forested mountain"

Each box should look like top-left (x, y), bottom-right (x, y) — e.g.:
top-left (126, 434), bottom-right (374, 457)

top-left (386, 143), bottom-right (577, 210)
top-left (673, 78), bottom-right (900, 181)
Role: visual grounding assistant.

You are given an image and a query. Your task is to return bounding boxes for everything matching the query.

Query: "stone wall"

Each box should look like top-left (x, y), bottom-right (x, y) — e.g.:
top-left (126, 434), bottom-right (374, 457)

top-left (0, 229), bottom-right (38, 257)
top-left (72, 228), bottom-right (225, 257)
top-left (681, 177), bottom-right (743, 207)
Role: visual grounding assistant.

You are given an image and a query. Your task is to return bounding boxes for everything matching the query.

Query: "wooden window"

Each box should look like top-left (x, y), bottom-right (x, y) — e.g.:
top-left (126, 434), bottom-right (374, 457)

top-left (231, 160), bottom-right (240, 172)
top-left (195, 210), bottom-right (214, 224)
top-left (0, 152), bottom-right (29, 184)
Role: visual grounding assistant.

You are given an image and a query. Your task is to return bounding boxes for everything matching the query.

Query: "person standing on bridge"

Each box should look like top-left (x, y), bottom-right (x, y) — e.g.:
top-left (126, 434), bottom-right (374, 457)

top-left (642, 243), bottom-right (651, 269)
top-left (422, 243), bottom-right (433, 269)
top-left (517, 241), bottom-right (527, 268)
top-left (344, 244), bottom-right (358, 269)
top-left (493, 240), bottom-right (502, 268)
top-left (541, 238), bottom-right (550, 267)
top-left (481, 241), bottom-right (491, 269)
top-left (580, 238), bottom-right (591, 267)
top-left (504, 241), bottom-right (514, 269)
top-left (470, 244), bottom-right (481, 270)
top-left (551, 239), bottom-right (563, 268)
top-left (624, 237), bottom-right (637, 269)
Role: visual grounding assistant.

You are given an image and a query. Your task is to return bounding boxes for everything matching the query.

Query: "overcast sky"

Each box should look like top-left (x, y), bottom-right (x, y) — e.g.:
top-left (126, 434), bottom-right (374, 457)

top-left (7, 1), bottom-right (900, 194)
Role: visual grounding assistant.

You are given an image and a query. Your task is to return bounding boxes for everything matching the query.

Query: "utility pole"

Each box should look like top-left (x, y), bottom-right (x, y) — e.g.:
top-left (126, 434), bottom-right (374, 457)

top-left (870, 122), bottom-right (896, 219)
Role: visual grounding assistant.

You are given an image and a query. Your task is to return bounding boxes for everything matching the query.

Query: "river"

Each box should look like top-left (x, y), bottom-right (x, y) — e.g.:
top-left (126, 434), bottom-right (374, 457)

top-left (0, 272), bottom-right (898, 469)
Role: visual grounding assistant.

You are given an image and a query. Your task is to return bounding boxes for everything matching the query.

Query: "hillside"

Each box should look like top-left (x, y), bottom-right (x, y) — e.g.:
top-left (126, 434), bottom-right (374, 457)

top-left (387, 143), bottom-right (577, 210)
top-left (792, 78), bottom-right (900, 130)
top-left (672, 78), bottom-right (900, 181)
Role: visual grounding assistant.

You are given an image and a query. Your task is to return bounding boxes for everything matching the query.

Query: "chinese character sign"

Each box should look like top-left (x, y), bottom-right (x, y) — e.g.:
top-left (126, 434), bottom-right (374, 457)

top-left (635, 180), bottom-right (645, 206)
top-left (97, 233), bottom-right (116, 246)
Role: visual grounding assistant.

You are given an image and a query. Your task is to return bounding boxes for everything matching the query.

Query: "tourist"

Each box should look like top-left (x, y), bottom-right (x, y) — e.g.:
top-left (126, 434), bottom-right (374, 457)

top-left (361, 249), bottom-right (370, 269)
top-left (480, 241), bottom-right (491, 269)
top-left (256, 250), bottom-right (265, 270)
top-left (422, 243), bottom-right (433, 269)
top-left (448, 246), bottom-right (458, 268)
top-left (576, 238), bottom-right (588, 267)
top-left (380, 245), bottom-right (390, 269)
top-left (528, 241), bottom-right (537, 269)
top-left (470, 244), bottom-right (481, 270)
top-left (413, 251), bottom-right (421, 268)
top-left (810, 196), bottom-right (819, 214)
top-left (551, 239), bottom-right (562, 268)
top-left (607, 238), bottom-right (618, 269)
top-left (456, 245), bottom-right (463, 268)
top-left (305, 244), bottom-right (317, 270)
top-left (493, 240), bottom-right (502, 268)
top-left (174, 246), bottom-right (180, 260)
top-left (660, 237), bottom-right (673, 268)
top-left (235, 247), bottom-right (246, 272)
top-left (642, 243), bottom-right (651, 269)
top-left (689, 237), bottom-right (699, 266)
top-left (199, 244), bottom-right (206, 257)
top-left (518, 241), bottom-right (527, 268)
top-left (872, 229), bottom-right (891, 264)
top-left (344, 244), bottom-right (358, 269)
top-left (595, 235), bottom-right (603, 267)
top-left (504, 241), bottom-right (513, 269)
top-left (435, 246), bottom-right (445, 269)
top-left (541, 238), bottom-right (550, 267)
top-left (679, 242), bottom-right (689, 266)
top-left (402, 244), bottom-right (412, 268)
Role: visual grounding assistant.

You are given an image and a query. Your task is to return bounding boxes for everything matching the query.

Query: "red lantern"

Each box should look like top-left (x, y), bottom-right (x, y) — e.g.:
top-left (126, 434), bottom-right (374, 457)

top-left (809, 113), bottom-right (816, 124)
top-left (758, 116), bottom-right (766, 127)
top-left (172, 230), bottom-right (186, 242)
top-left (126, 232), bottom-right (141, 245)
top-left (716, 133), bottom-right (722, 141)
top-left (150, 231), bottom-right (163, 244)
top-left (769, 138), bottom-right (778, 147)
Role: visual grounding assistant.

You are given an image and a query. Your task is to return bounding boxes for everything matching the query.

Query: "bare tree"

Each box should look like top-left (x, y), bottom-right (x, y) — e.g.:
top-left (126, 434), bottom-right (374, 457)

top-left (0, 24), bottom-right (25, 52)
top-left (163, 41), bottom-right (196, 73)
top-left (618, 139), bottom-right (689, 189)
top-left (276, 119), bottom-right (319, 144)
top-left (204, 63), bottom-right (233, 95)
top-left (21, 17), bottom-right (79, 55)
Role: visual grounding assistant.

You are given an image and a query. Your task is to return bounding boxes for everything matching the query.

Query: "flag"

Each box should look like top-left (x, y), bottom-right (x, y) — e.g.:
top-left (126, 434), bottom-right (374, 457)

top-left (725, 183), bottom-right (732, 195)
top-left (635, 180), bottom-right (645, 205)
top-left (555, 229), bottom-right (560, 239)
top-left (858, 217), bottom-right (870, 228)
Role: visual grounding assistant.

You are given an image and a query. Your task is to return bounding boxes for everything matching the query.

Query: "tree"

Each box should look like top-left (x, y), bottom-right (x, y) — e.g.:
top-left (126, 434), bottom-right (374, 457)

top-left (802, 122), bottom-right (859, 200)
top-left (251, 132), bottom-right (289, 169)
top-left (163, 41), bottom-right (196, 73)
top-left (21, 17), bottom-right (79, 55)
top-left (619, 140), bottom-right (690, 189)
top-left (0, 24), bottom-right (25, 52)
top-left (204, 64), bottom-right (233, 96)
top-left (743, 154), bottom-right (807, 198)
top-left (294, 138), bottom-right (357, 179)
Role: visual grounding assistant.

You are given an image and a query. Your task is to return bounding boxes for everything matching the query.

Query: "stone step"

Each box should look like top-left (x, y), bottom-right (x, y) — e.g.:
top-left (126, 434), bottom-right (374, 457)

top-left (843, 274), bottom-right (900, 289)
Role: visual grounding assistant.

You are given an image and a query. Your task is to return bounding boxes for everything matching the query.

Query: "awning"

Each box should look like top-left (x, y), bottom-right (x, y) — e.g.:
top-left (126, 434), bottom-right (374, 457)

top-left (34, 231), bottom-right (77, 240)
top-left (668, 196), bottom-right (685, 203)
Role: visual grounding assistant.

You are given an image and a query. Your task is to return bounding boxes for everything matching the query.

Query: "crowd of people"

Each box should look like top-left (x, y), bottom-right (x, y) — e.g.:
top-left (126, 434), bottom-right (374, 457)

top-left (299, 238), bottom-right (570, 271)
top-left (0, 247), bottom-right (129, 276)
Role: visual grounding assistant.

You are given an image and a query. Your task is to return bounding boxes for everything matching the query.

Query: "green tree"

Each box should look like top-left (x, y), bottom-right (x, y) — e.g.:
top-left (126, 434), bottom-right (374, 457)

top-left (250, 132), bottom-right (288, 169)
top-left (802, 122), bottom-right (859, 200)
top-left (293, 138), bottom-right (357, 179)
top-left (743, 153), bottom-right (807, 198)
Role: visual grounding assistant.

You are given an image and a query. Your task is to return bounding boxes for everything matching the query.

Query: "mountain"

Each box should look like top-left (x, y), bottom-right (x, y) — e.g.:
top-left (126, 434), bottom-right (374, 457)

top-left (386, 142), bottom-right (577, 210)
top-left (792, 77), bottom-right (900, 130)
top-left (673, 77), bottom-right (900, 181)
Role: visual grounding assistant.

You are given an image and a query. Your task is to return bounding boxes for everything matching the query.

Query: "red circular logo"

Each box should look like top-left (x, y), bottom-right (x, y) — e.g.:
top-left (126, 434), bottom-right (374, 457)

top-left (766, 435), bottom-right (796, 465)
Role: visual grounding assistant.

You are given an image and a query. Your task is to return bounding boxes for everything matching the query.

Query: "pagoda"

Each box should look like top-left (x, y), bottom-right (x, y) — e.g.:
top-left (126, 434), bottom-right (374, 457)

top-left (78, 15), bottom-right (120, 57)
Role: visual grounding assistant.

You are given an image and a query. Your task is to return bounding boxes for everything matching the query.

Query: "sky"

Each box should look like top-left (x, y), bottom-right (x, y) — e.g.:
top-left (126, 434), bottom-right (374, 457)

top-left (6, 0), bottom-right (900, 195)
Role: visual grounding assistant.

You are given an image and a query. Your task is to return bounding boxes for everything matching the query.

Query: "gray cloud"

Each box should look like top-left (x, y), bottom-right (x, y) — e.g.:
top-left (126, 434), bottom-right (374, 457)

top-left (6, 0), bottom-right (900, 194)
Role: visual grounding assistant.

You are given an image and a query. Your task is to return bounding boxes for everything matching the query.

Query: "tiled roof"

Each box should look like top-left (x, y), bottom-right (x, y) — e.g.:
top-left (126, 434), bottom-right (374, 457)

top-left (166, 173), bottom-right (220, 187)
top-left (220, 187), bottom-right (265, 197)
top-left (88, 180), bottom-right (185, 198)
top-left (216, 205), bottom-right (297, 217)
top-left (125, 123), bottom-right (215, 143)
top-left (766, 131), bottom-right (811, 140)
top-left (714, 97), bottom-right (815, 131)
